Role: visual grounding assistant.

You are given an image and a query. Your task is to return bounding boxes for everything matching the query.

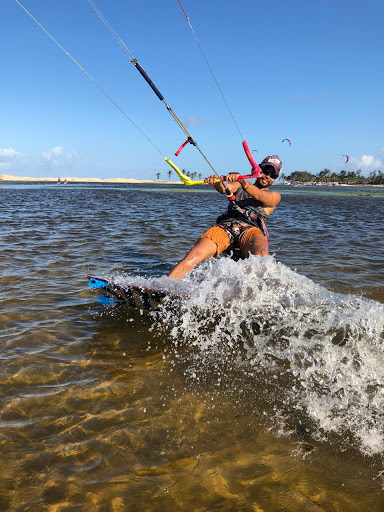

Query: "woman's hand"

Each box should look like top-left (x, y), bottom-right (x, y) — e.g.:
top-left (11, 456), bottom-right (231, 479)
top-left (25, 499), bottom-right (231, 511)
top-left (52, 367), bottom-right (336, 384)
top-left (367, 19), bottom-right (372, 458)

top-left (225, 172), bottom-right (240, 183)
top-left (204, 175), bottom-right (223, 185)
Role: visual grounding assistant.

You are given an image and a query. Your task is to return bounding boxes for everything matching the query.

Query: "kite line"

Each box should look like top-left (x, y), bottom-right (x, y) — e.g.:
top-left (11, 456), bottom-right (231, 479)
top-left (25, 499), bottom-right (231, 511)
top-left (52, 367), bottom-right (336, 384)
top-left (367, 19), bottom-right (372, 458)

top-left (13, 0), bottom-right (164, 157)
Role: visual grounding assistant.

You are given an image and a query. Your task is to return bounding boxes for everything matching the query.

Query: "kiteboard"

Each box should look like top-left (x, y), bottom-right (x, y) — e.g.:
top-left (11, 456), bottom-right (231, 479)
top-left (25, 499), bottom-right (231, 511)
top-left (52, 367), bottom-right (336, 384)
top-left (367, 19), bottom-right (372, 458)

top-left (87, 275), bottom-right (172, 310)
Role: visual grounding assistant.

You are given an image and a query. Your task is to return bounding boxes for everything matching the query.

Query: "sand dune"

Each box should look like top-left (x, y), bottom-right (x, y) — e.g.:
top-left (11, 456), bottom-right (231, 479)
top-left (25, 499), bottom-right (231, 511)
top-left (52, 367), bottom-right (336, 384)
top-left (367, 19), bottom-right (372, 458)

top-left (0, 174), bottom-right (180, 184)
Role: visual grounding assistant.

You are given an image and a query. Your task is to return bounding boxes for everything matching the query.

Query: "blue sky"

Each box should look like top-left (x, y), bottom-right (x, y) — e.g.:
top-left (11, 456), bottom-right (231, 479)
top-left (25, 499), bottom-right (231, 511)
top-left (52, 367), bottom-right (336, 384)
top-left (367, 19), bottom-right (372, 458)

top-left (1, 0), bottom-right (383, 180)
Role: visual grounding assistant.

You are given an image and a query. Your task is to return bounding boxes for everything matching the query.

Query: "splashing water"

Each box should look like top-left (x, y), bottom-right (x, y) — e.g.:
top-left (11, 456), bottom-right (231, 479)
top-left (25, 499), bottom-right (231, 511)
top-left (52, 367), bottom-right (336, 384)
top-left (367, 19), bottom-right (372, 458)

top-left (143, 256), bottom-right (384, 456)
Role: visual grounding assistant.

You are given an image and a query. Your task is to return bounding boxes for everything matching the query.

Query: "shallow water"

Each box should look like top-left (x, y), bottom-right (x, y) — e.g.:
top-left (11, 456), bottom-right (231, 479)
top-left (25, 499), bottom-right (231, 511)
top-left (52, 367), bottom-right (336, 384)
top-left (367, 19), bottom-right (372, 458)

top-left (1, 182), bottom-right (384, 511)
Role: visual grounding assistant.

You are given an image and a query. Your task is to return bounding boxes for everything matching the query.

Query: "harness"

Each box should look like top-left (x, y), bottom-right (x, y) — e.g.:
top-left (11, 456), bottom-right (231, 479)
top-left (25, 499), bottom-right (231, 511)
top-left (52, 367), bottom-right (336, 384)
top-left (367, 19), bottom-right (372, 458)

top-left (215, 188), bottom-right (270, 261)
top-left (216, 207), bottom-right (269, 239)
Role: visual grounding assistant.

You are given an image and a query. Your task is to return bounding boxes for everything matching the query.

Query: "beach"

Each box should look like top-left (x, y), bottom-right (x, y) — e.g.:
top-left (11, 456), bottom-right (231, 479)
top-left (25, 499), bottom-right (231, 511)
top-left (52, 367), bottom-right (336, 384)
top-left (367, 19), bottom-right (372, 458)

top-left (0, 173), bottom-right (181, 184)
top-left (2, 174), bottom-right (383, 187)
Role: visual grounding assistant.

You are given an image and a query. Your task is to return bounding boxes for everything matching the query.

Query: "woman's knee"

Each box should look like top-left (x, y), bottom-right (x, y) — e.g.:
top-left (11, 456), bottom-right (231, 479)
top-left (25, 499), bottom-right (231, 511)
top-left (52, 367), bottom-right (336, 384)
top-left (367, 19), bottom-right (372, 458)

top-left (241, 233), bottom-right (268, 256)
top-left (183, 237), bottom-right (217, 263)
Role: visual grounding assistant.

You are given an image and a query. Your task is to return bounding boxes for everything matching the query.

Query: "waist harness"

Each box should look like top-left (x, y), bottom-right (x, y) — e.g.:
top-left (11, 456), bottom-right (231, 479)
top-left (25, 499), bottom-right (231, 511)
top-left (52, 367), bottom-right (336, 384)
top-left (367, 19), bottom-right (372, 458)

top-left (216, 207), bottom-right (269, 239)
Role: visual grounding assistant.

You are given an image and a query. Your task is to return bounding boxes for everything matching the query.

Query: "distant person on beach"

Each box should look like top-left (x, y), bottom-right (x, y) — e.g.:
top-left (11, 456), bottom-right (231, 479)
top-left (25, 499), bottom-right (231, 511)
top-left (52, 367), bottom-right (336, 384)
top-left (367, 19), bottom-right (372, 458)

top-left (57, 177), bottom-right (61, 184)
top-left (63, 178), bottom-right (68, 185)
top-left (168, 156), bottom-right (282, 279)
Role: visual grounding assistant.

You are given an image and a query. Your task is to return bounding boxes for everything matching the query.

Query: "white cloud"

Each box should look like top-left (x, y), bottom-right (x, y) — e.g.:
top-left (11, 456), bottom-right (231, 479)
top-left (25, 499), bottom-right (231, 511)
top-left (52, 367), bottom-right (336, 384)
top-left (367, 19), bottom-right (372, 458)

top-left (0, 146), bottom-right (76, 175)
top-left (349, 154), bottom-right (382, 173)
top-left (0, 148), bottom-right (22, 170)
top-left (39, 146), bottom-right (77, 172)
top-left (0, 148), bottom-right (21, 161)
top-left (65, 151), bottom-right (76, 162)
top-left (183, 116), bottom-right (211, 127)
top-left (42, 146), bottom-right (63, 161)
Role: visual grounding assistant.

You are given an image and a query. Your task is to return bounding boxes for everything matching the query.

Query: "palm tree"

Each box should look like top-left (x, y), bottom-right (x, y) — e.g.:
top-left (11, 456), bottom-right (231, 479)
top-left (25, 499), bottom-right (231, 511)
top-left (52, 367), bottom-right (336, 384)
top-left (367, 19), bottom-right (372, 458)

top-left (317, 169), bottom-right (332, 182)
top-left (338, 170), bottom-right (347, 183)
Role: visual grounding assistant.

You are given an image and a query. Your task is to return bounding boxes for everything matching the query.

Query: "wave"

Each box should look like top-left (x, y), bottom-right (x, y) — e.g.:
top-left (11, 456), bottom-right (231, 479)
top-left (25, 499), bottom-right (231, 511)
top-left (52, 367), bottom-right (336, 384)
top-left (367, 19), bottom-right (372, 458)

top-left (110, 257), bottom-right (384, 455)
top-left (138, 256), bottom-right (384, 456)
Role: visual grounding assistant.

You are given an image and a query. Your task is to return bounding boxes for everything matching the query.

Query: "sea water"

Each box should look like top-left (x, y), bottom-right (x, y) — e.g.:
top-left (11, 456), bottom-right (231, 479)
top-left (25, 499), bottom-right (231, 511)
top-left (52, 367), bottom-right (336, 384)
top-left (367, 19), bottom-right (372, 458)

top-left (0, 182), bottom-right (384, 511)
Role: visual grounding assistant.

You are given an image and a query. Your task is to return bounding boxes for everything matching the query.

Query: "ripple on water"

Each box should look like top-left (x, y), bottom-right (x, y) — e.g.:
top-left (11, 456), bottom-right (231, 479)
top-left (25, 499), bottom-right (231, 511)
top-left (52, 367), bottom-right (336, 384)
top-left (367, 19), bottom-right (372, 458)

top-left (0, 184), bottom-right (383, 511)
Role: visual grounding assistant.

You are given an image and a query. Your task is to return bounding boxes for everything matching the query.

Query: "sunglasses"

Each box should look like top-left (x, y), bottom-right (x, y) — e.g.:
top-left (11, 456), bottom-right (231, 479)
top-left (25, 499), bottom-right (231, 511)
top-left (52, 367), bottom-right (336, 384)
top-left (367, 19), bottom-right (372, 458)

top-left (260, 166), bottom-right (279, 180)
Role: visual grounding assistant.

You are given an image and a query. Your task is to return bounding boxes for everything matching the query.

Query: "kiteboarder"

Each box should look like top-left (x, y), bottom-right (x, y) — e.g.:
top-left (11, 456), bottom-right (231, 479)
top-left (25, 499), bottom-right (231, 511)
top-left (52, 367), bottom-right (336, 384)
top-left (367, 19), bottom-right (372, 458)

top-left (168, 156), bottom-right (282, 279)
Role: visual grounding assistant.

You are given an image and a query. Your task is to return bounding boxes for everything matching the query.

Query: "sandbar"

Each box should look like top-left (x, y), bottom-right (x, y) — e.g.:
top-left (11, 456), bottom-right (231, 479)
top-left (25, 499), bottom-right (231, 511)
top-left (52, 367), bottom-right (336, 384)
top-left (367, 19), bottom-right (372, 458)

top-left (0, 174), bottom-right (181, 184)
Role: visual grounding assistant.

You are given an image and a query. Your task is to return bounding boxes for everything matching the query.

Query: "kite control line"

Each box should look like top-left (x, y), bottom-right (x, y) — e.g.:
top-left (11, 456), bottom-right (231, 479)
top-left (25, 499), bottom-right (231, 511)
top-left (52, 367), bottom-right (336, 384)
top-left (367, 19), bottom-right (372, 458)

top-left (176, 0), bottom-right (245, 142)
top-left (17, 0), bottom-right (261, 211)
top-left (87, 0), bottom-right (214, 172)
top-left (131, 58), bottom-right (201, 159)
top-left (87, 0), bottom-right (261, 204)
top-left (174, 1), bottom-right (262, 183)
top-left (14, 0), bottom-right (164, 157)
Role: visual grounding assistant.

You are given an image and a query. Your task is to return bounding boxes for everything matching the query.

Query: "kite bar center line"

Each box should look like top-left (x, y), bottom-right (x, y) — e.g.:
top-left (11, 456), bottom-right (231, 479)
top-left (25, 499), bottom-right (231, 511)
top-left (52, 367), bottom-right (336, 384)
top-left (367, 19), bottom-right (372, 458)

top-left (87, 0), bottom-right (219, 176)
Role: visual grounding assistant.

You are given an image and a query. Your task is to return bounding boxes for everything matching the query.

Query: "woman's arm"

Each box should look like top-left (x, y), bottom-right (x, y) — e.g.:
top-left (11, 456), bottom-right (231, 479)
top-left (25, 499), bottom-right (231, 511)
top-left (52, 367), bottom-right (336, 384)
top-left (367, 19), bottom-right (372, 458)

top-left (238, 179), bottom-right (281, 208)
top-left (204, 175), bottom-right (241, 195)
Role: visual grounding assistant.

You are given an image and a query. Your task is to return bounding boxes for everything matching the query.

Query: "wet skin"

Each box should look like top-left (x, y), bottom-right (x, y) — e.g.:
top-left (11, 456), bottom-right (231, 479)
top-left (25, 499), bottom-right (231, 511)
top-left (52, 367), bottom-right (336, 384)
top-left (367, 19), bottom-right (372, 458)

top-left (168, 171), bottom-right (281, 279)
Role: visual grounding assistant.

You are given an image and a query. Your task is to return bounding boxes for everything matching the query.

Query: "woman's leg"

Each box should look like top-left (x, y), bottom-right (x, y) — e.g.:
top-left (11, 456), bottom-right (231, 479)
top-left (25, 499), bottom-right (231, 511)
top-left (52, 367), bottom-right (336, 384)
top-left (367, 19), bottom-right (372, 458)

top-left (241, 230), bottom-right (269, 257)
top-left (168, 237), bottom-right (218, 279)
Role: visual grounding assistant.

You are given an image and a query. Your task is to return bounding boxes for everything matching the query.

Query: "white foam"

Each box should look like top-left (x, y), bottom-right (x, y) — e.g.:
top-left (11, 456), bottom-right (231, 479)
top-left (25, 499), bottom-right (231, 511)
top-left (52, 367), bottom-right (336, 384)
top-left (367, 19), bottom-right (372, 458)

top-left (149, 256), bottom-right (384, 455)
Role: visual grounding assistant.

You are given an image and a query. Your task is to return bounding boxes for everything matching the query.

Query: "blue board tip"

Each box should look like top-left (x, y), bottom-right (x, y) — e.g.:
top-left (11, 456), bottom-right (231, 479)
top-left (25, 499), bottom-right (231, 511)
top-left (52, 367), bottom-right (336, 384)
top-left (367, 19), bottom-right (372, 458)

top-left (98, 295), bottom-right (117, 305)
top-left (88, 277), bottom-right (109, 289)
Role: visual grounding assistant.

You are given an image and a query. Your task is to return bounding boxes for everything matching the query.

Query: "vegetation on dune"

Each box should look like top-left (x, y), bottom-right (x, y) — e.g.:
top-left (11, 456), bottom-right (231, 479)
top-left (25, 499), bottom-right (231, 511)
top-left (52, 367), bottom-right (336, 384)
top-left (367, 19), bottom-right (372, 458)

top-left (282, 169), bottom-right (384, 185)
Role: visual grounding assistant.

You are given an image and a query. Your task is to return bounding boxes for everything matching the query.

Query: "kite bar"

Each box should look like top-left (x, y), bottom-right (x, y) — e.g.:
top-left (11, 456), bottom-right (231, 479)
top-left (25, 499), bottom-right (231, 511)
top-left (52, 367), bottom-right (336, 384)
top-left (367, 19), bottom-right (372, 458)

top-left (164, 157), bottom-right (262, 187)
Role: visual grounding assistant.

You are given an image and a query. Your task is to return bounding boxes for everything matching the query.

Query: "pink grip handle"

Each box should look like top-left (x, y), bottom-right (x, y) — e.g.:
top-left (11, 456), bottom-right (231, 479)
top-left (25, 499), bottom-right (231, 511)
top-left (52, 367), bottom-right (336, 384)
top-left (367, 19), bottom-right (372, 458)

top-left (236, 172), bottom-right (258, 180)
top-left (219, 172), bottom-right (259, 181)
top-left (175, 139), bottom-right (189, 156)
top-left (242, 140), bottom-right (261, 177)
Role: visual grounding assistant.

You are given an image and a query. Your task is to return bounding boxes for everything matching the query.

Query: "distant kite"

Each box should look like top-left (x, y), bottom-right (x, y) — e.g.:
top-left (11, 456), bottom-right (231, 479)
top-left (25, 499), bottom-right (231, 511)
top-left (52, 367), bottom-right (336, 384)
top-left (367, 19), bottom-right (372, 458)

top-left (252, 149), bottom-right (258, 154)
top-left (282, 138), bottom-right (291, 146)
top-left (342, 154), bottom-right (349, 163)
